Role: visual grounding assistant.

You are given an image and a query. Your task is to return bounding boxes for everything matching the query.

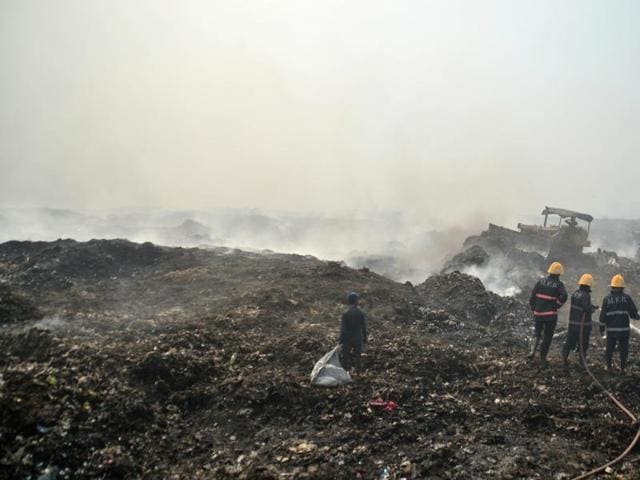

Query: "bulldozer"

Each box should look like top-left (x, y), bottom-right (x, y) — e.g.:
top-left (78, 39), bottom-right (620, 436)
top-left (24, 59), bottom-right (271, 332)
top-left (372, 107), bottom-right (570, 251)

top-left (517, 207), bottom-right (593, 258)
top-left (465, 207), bottom-right (594, 260)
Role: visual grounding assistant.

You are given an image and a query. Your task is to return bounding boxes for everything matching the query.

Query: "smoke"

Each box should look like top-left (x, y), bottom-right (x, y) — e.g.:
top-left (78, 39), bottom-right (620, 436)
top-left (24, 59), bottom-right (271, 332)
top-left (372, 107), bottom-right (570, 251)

top-left (460, 264), bottom-right (522, 297)
top-left (3, 205), bottom-right (640, 295)
top-left (32, 315), bottom-right (71, 332)
top-left (2, 314), bottom-right (80, 335)
top-left (588, 219), bottom-right (640, 259)
top-left (2, 1), bottom-right (640, 220)
top-left (2, 1), bottom-right (640, 295)
top-left (0, 207), bottom-right (485, 282)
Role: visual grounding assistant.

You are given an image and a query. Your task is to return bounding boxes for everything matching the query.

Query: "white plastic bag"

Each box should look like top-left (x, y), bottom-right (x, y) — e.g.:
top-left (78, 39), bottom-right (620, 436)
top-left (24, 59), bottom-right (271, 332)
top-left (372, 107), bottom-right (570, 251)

top-left (310, 345), bottom-right (352, 387)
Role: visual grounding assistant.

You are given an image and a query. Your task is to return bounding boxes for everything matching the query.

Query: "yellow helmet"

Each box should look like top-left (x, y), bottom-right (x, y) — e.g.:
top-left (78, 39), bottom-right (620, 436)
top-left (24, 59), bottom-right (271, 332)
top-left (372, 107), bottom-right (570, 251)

top-left (547, 262), bottom-right (564, 275)
top-left (610, 274), bottom-right (625, 288)
top-left (578, 273), bottom-right (594, 287)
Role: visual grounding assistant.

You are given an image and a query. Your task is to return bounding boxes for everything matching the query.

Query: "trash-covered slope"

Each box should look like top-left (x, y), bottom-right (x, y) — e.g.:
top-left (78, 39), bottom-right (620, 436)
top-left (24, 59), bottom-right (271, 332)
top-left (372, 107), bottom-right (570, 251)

top-left (0, 239), bottom-right (638, 479)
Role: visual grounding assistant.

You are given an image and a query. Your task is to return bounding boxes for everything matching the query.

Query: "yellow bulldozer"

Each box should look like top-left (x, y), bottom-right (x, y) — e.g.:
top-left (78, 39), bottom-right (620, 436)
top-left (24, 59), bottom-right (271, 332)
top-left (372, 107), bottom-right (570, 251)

top-left (468, 207), bottom-right (594, 260)
top-left (517, 206), bottom-right (593, 257)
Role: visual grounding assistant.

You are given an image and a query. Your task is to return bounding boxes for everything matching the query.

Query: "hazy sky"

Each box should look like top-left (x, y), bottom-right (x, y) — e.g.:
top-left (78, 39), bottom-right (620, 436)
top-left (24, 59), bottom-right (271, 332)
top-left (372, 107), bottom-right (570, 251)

top-left (2, 0), bottom-right (640, 221)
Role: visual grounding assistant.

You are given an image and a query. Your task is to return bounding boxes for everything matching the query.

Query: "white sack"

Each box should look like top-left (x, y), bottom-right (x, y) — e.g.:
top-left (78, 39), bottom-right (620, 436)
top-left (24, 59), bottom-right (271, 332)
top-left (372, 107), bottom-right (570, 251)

top-left (310, 346), bottom-right (352, 387)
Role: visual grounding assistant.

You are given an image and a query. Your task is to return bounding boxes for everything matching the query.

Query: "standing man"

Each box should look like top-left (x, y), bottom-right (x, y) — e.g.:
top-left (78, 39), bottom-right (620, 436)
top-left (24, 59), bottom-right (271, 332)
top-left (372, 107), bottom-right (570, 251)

top-left (529, 262), bottom-right (568, 366)
top-left (339, 292), bottom-right (368, 372)
top-left (562, 273), bottom-right (599, 366)
top-left (599, 274), bottom-right (639, 373)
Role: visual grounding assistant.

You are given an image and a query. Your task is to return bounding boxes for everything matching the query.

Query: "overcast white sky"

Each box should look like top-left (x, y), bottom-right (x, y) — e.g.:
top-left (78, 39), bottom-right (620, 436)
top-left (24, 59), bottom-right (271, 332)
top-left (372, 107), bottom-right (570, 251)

top-left (1, 0), bottom-right (639, 222)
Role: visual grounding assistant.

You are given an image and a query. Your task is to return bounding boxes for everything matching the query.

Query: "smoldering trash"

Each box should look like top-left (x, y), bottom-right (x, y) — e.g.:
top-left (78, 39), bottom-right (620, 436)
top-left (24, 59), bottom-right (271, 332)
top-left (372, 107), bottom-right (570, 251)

top-left (1, 238), bottom-right (640, 478)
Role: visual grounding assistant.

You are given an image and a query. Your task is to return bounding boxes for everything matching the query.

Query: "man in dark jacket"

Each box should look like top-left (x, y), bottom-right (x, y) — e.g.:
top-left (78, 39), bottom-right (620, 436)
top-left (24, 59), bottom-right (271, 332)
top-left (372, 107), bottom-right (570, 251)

top-left (599, 274), bottom-right (639, 373)
top-left (562, 273), bottom-right (598, 365)
top-left (528, 262), bottom-right (568, 365)
top-left (339, 292), bottom-right (368, 371)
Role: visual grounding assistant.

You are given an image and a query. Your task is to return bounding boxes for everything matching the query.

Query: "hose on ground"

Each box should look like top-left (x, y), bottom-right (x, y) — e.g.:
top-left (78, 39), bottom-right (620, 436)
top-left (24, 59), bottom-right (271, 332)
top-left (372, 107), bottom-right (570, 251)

top-left (572, 317), bottom-right (640, 479)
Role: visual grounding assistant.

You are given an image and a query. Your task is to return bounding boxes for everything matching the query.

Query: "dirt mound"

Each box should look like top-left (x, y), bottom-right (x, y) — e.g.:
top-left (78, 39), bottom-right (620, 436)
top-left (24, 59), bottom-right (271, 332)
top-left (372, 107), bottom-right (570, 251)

top-left (504, 248), bottom-right (546, 272)
top-left (0, 239), bottom-right (193, 285)
top-left (442, 245), bottom-right (490, 271)
top-left (462, 224), bottom-right (520, 255)
top-left (0, 285), bottom-right (43, 324)
top-left (416, 271), bottom-right (503, 324)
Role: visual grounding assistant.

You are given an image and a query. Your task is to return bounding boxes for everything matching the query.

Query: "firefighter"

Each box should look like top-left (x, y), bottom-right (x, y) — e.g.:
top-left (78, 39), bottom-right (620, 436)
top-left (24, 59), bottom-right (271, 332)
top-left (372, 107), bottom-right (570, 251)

top-left (528, 262), bottom-right (568, 365)
top-left (562, 273), bottom-right (598, 366)
top-left (339, 292), bottom-right (368, 371)
top-left (599, 274), bottom-right (639, 373)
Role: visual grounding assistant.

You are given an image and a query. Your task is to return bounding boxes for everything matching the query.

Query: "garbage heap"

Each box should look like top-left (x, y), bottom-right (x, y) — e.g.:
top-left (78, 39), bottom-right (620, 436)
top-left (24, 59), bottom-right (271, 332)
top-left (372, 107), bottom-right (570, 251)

top-left (0, 239), bottom-right (638, 479)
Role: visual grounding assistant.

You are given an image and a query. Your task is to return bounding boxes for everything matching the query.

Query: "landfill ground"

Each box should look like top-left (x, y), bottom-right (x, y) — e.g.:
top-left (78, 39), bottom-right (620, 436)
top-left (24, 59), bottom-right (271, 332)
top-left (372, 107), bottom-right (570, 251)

top-left (1, 239), bottom-right (640, 479)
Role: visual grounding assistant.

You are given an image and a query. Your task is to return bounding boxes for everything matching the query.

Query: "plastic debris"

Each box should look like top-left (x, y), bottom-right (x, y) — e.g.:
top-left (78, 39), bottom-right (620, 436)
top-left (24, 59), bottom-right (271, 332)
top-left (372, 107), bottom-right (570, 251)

top-left (310, 346), bottom-right (352, 387)
top-left (37, 466), bottom-right (59, 480)
top-left (367, 398), bottom-right (399, 412)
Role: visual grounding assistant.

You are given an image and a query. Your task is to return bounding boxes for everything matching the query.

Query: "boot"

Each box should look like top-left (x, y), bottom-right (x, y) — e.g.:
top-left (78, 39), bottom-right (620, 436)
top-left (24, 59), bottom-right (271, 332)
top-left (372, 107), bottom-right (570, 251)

top-left (539, 342), bottom-right (551, 368)
top-left (539, 354), bottom-right (549, 368)
top-left (527, 337), bottom-right (540, 360)
top-left (561, 347), bottom-right (569, 366)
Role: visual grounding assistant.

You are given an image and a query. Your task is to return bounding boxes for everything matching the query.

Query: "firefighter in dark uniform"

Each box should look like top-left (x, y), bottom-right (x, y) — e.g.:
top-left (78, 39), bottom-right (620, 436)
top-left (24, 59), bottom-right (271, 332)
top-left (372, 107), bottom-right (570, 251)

top-left (528, 262), bottom-right (568, 365)
top-left (562, 273), bottom-right (599, 365)
top-left (339, 292), bottom-right (368, 371)
top-left (599, 274), bottom-right (639, 373)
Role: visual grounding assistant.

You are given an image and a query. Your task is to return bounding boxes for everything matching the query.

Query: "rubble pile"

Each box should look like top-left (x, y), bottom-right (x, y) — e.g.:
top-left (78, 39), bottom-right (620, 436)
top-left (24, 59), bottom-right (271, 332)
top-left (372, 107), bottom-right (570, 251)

top-left (449, 223), bottom-right (640, 306)
top-left (443, 245), bottom-right (490, 271)
top-left (416, 272), bottom-right (504, 325)
top-left (0, 239), bottom-right (639, 479)
top-left (462, 224), bottom-right (521, 256)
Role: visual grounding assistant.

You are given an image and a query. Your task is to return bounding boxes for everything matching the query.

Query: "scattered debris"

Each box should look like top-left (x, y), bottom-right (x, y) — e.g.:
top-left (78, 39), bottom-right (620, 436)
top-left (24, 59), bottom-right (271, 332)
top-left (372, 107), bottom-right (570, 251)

top-left (0, 239), bottom-right (639, 478)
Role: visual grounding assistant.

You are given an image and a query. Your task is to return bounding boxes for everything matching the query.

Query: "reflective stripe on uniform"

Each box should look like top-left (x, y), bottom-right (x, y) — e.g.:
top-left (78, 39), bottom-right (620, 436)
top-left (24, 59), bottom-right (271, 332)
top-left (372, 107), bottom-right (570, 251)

top-left (569, 321), bottom-right (591, 326)
top-left (607, 327), bottom-right (630, 332)
top-left (606, 310), bottom-right (630, 317)
top-left (534, 311), bottom-right (557, 317)
top-left (536, 293), bottom-right (557, 301)
top-left (571, 305), bottom-right (584, 312)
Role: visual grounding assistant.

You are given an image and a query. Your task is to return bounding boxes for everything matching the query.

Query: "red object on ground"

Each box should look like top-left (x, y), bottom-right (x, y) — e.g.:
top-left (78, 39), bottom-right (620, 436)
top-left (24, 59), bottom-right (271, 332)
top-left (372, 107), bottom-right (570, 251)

top-left (367, 398), bottom-right (399, 411)
top-left (383, 400), bottom-right (398, 412)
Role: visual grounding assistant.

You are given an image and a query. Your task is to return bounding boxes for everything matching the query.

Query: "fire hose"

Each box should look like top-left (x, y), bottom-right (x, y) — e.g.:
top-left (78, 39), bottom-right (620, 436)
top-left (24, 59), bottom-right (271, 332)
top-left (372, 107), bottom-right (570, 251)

top-left (572, 316), bottom-right (640, 479)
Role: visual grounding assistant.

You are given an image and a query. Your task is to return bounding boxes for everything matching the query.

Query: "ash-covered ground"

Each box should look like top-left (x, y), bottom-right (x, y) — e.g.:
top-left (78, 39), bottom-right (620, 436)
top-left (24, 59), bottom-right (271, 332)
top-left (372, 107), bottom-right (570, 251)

top-left (1, 238), bottom-right (640, 479)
